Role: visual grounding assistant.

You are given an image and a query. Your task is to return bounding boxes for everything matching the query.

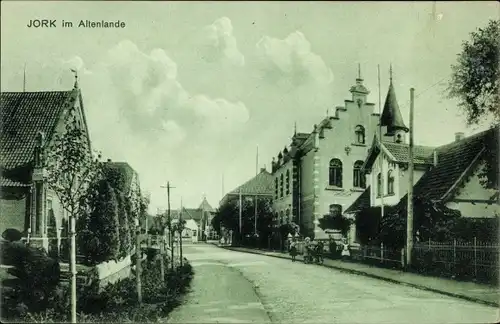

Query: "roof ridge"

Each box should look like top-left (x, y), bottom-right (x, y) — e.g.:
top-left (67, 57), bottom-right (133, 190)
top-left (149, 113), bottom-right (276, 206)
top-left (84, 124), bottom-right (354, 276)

top-left (1, 90), bottom-right (73, 94)
top-left (437, 126), bottom-right (497, 151)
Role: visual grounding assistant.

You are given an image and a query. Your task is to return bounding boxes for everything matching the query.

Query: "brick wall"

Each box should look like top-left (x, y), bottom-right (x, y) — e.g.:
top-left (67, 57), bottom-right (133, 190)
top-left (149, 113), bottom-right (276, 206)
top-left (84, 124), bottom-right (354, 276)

top-left (0, 189), bottom-right (29, 236)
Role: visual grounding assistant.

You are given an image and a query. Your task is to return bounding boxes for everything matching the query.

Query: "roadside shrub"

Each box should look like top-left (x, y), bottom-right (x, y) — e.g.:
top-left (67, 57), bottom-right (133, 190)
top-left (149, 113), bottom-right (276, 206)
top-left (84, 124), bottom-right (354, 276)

top-left (4, 245), bottom-right (60, 312)
top-left (2, 247), bottom-right (194, 323)
top-left (1, 240), bottom-right (30, 266)
top-left (2, 228), bottom-right (23, 242)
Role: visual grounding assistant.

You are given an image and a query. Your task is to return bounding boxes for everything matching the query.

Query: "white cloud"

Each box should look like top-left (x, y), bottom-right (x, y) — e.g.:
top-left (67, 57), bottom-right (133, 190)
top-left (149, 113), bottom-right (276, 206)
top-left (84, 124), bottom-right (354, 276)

top-left (256, 31), bottom-right (333, 86)
top-left (62, 56), bottom-right (92, 75)
top-left (200, 17), bottom-right (245, 66)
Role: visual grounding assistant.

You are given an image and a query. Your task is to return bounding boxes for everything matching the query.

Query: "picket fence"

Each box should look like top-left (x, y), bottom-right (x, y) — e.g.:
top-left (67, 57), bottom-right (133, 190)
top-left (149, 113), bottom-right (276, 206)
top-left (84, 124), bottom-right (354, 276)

top-left (350, 238), bottom-right (499, 284)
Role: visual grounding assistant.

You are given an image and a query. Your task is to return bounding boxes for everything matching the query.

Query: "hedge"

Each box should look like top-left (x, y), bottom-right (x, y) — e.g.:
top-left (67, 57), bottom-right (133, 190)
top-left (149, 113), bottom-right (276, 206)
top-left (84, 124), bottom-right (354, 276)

top-left (2, 254), bottom-right (195, 323)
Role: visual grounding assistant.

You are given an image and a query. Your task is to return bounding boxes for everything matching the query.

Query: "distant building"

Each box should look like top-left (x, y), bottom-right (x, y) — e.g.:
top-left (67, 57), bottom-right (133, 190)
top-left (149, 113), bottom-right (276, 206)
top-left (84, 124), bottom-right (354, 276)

top-left (169, 197), bottom-right (216, 241)
top-left (270, 71), bottom-right (381, 239)
top-left (220, 168), bottom-right (274, 235)
top-left (0, 82), bottom-right (91, 251)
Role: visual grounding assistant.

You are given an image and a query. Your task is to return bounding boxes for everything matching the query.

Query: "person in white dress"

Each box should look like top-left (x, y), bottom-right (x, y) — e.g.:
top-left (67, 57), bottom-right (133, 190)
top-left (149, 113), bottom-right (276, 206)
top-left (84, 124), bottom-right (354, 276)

top-left (341, 238), bottom-right (350, 260)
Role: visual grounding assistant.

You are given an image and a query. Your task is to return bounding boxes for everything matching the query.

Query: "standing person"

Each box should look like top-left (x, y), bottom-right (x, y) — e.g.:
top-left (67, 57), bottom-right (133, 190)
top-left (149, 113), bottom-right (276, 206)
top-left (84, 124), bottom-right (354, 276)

top-left (303, 237), bottom-right (311, 264)
top-left (341, 238), bottom-right (350, 260)
top-left (289, 237), bottom-right (298, 262)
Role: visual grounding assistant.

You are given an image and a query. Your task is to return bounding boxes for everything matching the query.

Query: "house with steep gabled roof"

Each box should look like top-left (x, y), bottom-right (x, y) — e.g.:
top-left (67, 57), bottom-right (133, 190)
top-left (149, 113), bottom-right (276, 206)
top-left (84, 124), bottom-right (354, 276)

top-left (344, 88), bottom-right (499, 243)
top-left (0, 80), bottom-right (91, 252)
top-left (168, 197), bottom-right (217, 241)
top-left (221, 168), bottom-right (274, 205)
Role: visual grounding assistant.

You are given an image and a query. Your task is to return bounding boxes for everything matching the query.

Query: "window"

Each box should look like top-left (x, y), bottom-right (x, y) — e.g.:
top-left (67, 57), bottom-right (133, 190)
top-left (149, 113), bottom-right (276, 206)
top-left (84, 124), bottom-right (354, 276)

top-left (285, 170), bottom-right (290, 195)
top-left (353, 160), bottom-right (366, 188)
top-left (377, 173), bottom-right (382, 196)
top-left (355, 125), bottom-right (365, 144)
top-left (275, 178), bottom-right (279, 199)
top-left (279, 211), bottom-right (284, 225)
top-left (329, 204), bottom-right (342, 217)
top-left (280, 174), bottom-right (284, 198)
top-left (329, 158), bottom-right (343, 187)
top-left (286, 209), bottom-right (291, 222)
top-left (387, 170), bottom-right (395, 195)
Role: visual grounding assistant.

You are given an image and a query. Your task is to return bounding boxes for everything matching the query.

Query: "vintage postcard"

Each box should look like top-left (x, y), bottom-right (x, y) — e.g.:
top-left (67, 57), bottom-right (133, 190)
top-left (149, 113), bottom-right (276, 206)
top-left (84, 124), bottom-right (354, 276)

top-left (1, 1), bottom-right (499, 323)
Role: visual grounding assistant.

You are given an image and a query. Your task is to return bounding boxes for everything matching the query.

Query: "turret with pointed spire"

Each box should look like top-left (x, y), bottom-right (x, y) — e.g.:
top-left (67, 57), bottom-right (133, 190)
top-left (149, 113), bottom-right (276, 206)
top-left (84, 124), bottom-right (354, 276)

top-left (380, 65), bottom-right (409, 142)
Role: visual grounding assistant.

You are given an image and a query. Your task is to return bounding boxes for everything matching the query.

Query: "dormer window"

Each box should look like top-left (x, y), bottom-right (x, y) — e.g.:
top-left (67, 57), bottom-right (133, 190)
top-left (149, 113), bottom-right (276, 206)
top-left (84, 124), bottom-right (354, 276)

top-left (395, 133), bottom-right (402, 143)
top-left (355, 125), bottom-right (365, 144)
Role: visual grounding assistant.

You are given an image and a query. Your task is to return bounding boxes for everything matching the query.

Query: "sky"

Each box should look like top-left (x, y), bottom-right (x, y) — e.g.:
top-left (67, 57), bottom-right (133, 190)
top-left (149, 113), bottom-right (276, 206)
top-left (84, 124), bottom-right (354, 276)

top-left (1, 1), bottom-right (498, 213)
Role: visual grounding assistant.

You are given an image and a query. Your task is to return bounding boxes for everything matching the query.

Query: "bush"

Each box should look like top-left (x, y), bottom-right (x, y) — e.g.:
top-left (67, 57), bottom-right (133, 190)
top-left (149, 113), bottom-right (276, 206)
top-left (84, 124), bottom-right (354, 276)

top-left (2, 255), bottom-right (195, 323)
top-left (2, 228), bottom-right (23, 242)
top-left (1, 240), bottom-right (30, 266)
top-left (87, 180), bottom-right (121, 263)
top-left (116, 194), bottom-right (132, 258)
top-left (3, 244), bottom-right (61, 313)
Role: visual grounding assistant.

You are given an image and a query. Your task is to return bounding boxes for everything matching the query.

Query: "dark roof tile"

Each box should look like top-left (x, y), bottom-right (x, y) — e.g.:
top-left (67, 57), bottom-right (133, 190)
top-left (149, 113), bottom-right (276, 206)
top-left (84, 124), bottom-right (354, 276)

top-left (383, 142), bottom-right (435, 164)
top-left (344, 186), bottom-right (371, 214)
top-left (226, 169), bottom-right (274, 197)
top-left (396, 126), bottom-right (498, 210)
top-left (1, 91), bottom-right (74, 170)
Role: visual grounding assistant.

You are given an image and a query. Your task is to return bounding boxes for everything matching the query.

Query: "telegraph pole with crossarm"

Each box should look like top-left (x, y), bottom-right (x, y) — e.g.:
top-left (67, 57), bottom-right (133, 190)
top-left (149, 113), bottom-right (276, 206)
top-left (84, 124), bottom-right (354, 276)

top-left (161, 182), bottom-right (175, 270)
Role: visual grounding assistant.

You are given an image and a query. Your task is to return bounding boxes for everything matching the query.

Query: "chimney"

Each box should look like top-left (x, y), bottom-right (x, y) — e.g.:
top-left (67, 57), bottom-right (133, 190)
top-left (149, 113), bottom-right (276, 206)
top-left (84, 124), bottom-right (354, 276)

top-left (455, 132), bottom-right (465, 142)
top-left (260, 167), bottom-right (266, 173)
top-left (433, 150), bottom-right (438, 166)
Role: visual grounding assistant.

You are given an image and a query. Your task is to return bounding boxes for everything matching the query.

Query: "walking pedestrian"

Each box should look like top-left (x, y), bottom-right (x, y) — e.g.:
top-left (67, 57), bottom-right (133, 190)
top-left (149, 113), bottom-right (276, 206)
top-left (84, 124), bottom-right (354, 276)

top-left (289, 237), bottom-right (298, 262)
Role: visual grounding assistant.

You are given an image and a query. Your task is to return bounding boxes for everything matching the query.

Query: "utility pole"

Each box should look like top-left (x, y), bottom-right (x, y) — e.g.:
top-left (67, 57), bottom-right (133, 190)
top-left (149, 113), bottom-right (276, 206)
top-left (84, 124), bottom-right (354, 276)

top-left (256, 145), bottom-right (259, 176)
top-left (179, 197), bottom-right (184, 267)
top-left (378, 64), bottom-right (385, 220)
top-left (161, 182), bottom-right (175, 270)
top-left (70, 216), bottom-right (77, 323)
top-left (239, 187), bottom-right (242, 245)
top-left (23, 63), bottom-right (26, 92)
top-left (407, 88), bottom-right (415, 268)
top-left (254, 195), bottom-right (258, 234)
top-left (158, 208), bottom-right (165, 280)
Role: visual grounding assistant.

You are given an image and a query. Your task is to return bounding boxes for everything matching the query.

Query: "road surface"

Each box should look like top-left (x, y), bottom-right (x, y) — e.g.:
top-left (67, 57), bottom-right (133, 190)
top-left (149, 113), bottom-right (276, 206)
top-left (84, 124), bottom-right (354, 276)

top-left (166, 243), bottom-right (499, 323)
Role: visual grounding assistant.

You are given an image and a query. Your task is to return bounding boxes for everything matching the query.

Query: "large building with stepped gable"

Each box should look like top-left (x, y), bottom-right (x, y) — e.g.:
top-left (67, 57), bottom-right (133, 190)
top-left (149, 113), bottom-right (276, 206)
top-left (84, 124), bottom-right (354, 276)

top-left (270, 69), bottom-right (385, 240)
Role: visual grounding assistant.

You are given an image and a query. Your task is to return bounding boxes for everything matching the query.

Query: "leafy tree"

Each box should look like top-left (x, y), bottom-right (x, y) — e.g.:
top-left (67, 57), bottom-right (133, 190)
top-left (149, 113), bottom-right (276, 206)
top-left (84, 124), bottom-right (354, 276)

top-left (376, 196), bottom-right (461, 248)
top-left (116, 194), bottom-right (132, 257)
top-left (318, 214), bottom-right (352, 236)
top-left (448, 19), bottom-right (499, 127)
top-left (212, 197), bottom-right (274, 246)
top-left (45, 105), bottom-right (103, 266)
top-left (83, 181), bottom-right (121, 263)
top-left (46, 106), bottom-right (103, 224)
top-left (448, 20), bottom-right (499, 191)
